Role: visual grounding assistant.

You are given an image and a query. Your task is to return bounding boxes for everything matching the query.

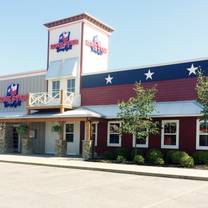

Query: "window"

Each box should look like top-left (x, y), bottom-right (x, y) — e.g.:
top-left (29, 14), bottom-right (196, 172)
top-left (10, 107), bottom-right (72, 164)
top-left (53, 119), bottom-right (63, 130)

top-left (196, 119), bottom-right (208, 150)
top-left (107, 121), bottom-right (121, 147)
top-left (52, 80), bottom-right (60, 98)
top-left (133, 135), bottom-right (148, 148)
top-left (67, 79), bottom-right (75, 94)
top-left (65, 123), bottom-right (74, 142)
top-left (161, 120), bottom-right (179, 149)
top-left (92, 122), bottom-right (98, 146)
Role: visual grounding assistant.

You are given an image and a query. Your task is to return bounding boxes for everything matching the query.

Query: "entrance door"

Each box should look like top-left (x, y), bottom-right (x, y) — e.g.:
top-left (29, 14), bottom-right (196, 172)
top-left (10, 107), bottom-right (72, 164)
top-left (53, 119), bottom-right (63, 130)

top-left (45, 123), bottom-right (57, 154)
top-left (13, 127), bottom-right (20, 153)
top-left (65, 122), bottom-right (80, 156)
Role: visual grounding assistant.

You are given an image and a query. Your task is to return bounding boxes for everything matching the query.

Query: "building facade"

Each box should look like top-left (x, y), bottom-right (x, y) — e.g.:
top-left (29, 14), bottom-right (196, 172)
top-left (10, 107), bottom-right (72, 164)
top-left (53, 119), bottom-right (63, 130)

top-left (0, 13), bottom-right (207, 158)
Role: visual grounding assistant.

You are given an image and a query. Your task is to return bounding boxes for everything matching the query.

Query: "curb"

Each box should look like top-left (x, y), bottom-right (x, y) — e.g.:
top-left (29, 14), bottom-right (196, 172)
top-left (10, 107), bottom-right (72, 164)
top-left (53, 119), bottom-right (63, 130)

top-left (0, 160), bottom-right (207, 181)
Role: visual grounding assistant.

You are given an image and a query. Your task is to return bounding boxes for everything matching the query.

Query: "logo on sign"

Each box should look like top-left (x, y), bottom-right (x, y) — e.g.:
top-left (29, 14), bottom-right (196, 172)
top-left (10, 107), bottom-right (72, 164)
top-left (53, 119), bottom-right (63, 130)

top-left (50, 32), bottom-right (79, 53)
top-left (0, 84), bottom-right (28, 108)
top-left (85, 35), bottom-right (107, 55)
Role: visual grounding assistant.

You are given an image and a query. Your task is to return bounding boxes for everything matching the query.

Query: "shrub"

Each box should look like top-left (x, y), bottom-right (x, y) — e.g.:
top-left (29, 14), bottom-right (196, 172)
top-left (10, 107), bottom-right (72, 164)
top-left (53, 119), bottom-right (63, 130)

top-left (146, 148), bottom-right (163, 163)
top-left (167, 150), bottom-right (194, 168)
top-left (146, 149), bottom-right (164, 166)
top-left (104, 151), bottom-right (115, 160)
top-left (115, 148), bottom-right (129, 159)
top-left (180, 155), bottom-right (194, 168)
top-left (153, 157), bottom-right (165, 166)
top-left (133, 154), bottom-right (145, 165)
top-left (165, 150), bottom-right (176, 163)
top-left (171, 151), bottom-right (189, 164)
top-left (130, 148), bottom-right (145, 161)
top-left (192, 151), bottom-right (208, 165)
top-left (116, 155), bottom-right (126, 163)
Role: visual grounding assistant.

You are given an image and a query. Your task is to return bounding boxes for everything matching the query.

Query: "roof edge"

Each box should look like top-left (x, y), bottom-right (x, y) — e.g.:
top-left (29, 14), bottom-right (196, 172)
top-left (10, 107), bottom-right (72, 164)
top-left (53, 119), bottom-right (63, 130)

top-left (44, 13), bottom-right (114, 32)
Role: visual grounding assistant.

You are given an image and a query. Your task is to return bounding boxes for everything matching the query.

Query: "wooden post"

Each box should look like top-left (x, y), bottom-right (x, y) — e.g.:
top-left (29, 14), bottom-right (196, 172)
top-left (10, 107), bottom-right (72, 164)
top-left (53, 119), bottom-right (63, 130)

top-left (27, 93), bottom-right (31, 115)
top-left (59, 121), bottom-right (65, 141)
top-left (60, 89), bottom-right (64, 113)
top-left (85, 120), bottom-right (92, 141)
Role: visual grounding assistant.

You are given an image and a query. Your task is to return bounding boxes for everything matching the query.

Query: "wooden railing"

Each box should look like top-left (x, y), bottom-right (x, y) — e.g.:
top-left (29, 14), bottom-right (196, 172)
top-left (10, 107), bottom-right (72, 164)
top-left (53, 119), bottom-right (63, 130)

top-left (28, 90), bottom-right (74, 109)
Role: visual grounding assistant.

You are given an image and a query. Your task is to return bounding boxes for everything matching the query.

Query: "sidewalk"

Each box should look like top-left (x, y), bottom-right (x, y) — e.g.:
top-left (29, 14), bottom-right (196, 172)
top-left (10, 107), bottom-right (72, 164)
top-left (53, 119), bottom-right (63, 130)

top-left (0, 154), bottom-right (207, 181)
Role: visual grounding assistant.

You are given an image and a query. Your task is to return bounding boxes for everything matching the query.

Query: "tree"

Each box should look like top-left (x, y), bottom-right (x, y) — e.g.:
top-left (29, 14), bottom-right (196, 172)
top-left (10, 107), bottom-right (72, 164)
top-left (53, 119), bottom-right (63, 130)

top-left (196, 71), bottom-right (208, 134)
top-left (118, 82), bottom-right (159, 155)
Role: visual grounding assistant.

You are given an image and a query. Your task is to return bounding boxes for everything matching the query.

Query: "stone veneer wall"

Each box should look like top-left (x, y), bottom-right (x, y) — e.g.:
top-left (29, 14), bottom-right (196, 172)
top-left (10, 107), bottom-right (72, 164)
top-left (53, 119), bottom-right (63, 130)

top-left (0, 123), bottom-right (14, 153)
top-left (21, 131), bottom-right (33, 154)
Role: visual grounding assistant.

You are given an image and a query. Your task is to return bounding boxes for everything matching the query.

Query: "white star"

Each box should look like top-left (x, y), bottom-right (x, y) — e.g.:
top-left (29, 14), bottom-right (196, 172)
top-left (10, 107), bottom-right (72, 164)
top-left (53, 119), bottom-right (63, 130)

top-left (144, 69), bottom-right (154, 80)
top-left (105, 74), bottom-right (113, 84)
top-left (187, 64), bottom-right (198, 76)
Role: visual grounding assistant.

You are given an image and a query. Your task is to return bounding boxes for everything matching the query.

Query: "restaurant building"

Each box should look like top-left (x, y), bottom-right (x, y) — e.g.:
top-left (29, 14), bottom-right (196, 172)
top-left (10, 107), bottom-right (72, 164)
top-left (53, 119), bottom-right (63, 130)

top-left (0, 13), bottom-right (207, 159)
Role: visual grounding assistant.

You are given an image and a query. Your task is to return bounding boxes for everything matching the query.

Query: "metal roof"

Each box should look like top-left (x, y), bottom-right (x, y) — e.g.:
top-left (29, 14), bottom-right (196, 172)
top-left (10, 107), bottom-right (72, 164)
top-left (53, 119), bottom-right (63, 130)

top-left (0, 100), bottom-right (202, 121)
top-left (85, 100), bottom-right (203, 119)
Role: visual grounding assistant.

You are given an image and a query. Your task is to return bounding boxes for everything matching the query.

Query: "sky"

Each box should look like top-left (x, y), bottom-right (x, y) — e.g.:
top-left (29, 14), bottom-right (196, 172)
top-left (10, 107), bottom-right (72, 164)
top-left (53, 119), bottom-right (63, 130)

top-left (1, 0), bottom-right (208, 75)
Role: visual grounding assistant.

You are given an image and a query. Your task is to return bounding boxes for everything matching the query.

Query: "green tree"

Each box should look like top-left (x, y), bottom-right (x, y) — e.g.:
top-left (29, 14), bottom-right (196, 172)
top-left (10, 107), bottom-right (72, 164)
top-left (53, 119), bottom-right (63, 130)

top-left (118, 82), bottom-right (159, 155)
top-left (196, 71), bottom-right (208, 134)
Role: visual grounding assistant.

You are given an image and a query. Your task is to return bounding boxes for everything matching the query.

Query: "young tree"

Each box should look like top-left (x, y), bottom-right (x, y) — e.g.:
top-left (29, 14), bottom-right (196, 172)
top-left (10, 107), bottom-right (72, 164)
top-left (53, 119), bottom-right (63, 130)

top-left (196, 71), bottom-right (208, 134)
top-left (118, 82), bottom-right (159, 155)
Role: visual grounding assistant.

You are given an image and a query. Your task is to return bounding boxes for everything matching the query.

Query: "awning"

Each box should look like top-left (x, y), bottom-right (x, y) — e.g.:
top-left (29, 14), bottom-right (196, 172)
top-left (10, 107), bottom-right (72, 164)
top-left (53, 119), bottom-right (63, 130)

top-left (46, 57), bottom-right (78, 79)
top-left (85, 100), bottom-right (203, 119)
top-left (0, 108), bottom-right (102, 123)
top-left (0, 100), bottom-right (203, 123)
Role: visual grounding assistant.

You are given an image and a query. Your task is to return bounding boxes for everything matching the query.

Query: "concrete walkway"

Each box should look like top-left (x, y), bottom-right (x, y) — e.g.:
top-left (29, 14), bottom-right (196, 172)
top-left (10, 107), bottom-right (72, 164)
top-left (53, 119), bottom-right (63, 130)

top-left (0, 154), bottom-right (207, 181)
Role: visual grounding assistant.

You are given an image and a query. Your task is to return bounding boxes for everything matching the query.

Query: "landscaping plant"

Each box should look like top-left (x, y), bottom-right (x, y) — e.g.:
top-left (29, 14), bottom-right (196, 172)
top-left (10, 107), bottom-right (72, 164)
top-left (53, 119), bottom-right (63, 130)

top-left (133, 154), bottom-right (145, 165)
top-left (118, 82), bottom-right (159, 157)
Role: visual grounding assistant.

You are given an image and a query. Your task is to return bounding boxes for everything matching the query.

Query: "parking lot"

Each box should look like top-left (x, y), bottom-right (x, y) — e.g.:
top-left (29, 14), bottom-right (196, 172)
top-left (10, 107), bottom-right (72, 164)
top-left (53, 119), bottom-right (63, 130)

top-left (0, 162), bottom-right (207, 208)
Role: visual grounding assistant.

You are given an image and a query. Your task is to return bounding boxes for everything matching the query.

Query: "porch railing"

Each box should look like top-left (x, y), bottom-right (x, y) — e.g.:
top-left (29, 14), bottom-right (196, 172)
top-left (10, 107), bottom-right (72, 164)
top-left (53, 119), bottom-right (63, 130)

top-left (28, 90), bottom-right (74, 107)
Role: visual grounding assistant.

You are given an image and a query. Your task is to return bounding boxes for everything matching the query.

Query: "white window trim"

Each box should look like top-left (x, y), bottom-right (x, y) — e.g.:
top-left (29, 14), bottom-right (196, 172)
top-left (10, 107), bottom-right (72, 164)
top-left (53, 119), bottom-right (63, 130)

top-left (64, 123), bottom-right (74, 142)
top-left (107, 121), bottom-right (122, 147)
top-left (52, 80), bottom-right (60, 97)
top-left (196, 119), bottom-right (208, 150)
top-left (67, 78), bottom-right (76, 93)
top-left (132, 135), bottom-right (149, 148)
top-left (92, 122), bottom-right (99, 146)
top-left (161, 120), bottom-right (179, 149)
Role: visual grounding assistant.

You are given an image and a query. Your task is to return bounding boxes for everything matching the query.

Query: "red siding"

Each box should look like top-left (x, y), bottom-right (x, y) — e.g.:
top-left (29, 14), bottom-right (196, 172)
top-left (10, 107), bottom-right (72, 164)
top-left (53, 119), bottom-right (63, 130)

top-left (95, 117), bottom-right (197, 155)
top-left (81, 78), bottom-right (197, 106)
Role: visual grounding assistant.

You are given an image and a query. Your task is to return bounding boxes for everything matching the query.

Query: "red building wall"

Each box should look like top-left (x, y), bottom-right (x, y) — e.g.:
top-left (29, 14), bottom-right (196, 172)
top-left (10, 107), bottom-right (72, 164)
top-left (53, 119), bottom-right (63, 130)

top-left (94, 117), bottom-right (197, 155)
top-left (81, 78), bottom-right (197, 106)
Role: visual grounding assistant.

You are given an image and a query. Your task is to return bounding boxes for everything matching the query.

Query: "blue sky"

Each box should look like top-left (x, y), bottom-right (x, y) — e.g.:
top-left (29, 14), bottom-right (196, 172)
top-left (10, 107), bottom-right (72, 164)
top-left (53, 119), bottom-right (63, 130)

top-left (1, 0), bottom-right (208, 75)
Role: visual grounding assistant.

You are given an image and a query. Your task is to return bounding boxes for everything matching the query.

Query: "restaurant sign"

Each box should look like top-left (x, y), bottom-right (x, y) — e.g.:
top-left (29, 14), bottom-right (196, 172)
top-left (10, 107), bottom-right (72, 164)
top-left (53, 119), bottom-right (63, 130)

top-left (0, 84), bottom-right (28, 108)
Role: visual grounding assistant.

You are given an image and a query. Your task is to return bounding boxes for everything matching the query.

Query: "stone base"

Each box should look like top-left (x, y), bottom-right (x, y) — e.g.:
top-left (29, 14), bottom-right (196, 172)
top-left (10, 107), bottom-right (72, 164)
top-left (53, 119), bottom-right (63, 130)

top-left (21, 135), bottom-right (33, 154)
top-left (82, 140), bottom-right (94, 160)
top-left (55, 139), bottom-right (67, 157)
top-left (0, 123), bottom-right (13, 153)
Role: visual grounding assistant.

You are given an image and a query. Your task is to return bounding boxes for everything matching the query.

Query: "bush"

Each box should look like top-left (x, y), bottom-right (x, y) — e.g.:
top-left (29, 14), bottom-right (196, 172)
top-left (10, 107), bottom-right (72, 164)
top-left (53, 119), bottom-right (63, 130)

top-left (180, 155), bottom-right (194, 168)
top-left (133, 154), bottom-right (145, 165)
top-left (116, 155), bottom-right (126, 163)
top-left (192, 151), bottom-right (208, 165)
top-left (146, 149), bottom-right (164, 166)
top-left (171, 151), bottom-right (189, 164)
top-left (104, 151), bottom-right (115, 160)
top-left (115, 148), bottom-right (129, 159)
top-left (146, 149), bottom-right (163, 163)
top-left (165, 150), bottom-right (176, 163)
top-left (130, 148), bottom-right (145, 161)
top-left (153, 157), bottom-right (165, 166)
top-left (167, 150), bottom-right (194, 168)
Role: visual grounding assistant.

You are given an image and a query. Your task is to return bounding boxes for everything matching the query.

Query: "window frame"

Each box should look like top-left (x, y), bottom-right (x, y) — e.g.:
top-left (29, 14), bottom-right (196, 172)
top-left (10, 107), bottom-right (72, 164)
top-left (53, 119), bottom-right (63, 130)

top-left (107, 121), bottom-right (122, 147)
top-left (67, 79), bottom-right (76, 93)
top-left (132, 134), bottom-right (149, 148)
top-left (196, 119), bottom-right (208, 150)
top-left (161, 120), bottom-right (179, 149)
top-left (92, 122), bottom-right (98, 146)
top-left (65, 123), bottom-right (74, 143)
top-left (52, 80), bottom-right (60, 98)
